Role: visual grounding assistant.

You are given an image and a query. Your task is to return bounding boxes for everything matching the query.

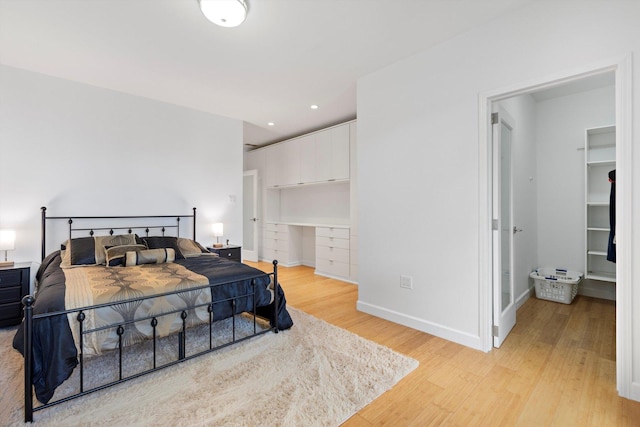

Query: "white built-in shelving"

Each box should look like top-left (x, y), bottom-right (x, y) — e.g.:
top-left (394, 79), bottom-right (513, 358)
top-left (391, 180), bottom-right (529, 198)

top-left (585, 125), bottom-right (616, 282)
top-left (244, 120), bottom-right (358, 283)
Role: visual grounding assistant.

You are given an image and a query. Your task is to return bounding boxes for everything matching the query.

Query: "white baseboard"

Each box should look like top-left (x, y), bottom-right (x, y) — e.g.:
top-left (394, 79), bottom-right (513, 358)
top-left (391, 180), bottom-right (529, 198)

top-left (516, 287), bottom-right (533, 309)
top-left (630, 381), bottom-right (640, 402)
top-left (356, 300), bottom-right (482, 351)
top-left (258, 258), bottom-right (301, 268)
top-left (578, 279), bottom-right (616, 300)
top-left (315, 270), bottom-right (358, 285)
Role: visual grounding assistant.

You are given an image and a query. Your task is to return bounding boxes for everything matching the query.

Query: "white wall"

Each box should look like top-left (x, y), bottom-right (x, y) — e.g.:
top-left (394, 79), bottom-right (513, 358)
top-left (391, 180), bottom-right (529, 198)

top-left (356, 1), bottom-right (639, 398)
top-left (535, 86), bottom-right (615, 272)
top-left (496, 95), bottom-right (538, 306)
top-left (279, 184), bottom-right (350, 225)
top-left (0, 65), bottom-right (243, 264)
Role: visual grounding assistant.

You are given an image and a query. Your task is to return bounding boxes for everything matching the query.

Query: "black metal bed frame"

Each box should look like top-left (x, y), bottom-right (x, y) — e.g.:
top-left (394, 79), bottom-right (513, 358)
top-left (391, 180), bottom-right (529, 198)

top-left (22, 207), bottom-right (279, 422)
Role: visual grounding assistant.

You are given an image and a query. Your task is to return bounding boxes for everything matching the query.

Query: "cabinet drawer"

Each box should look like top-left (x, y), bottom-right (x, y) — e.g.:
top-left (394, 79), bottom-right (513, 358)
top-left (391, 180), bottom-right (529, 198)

top-left (0, 286), bottom-right (22, 304)
top-left (265, 230), bottom-right (289, 240)
top-left (316, 236), bottom-right (349, 250)
top-left (316, 258), bottom-right (349, 278)
top-left (0, 301), bottom-right (23, 322)
top-left (207, 246), bottom-right (241, 262)
top-left (263, 238), bottom-right (276, 250)
top-left (315, 227), bottom-right (349, 239)
top-left (264, 238), bottom-right (290, 251)
top-left (218, 248), bottom-right (240, 262)
top-left (0, 270), bottom-right (21, 288)
top-left (263, 247), bottom-right (275, 261)
top-left (265, 223), bottom-right (289, 233)
top-left (316, 246), bottom-right (350, 263)
top-left (264, 248), bottom-right (290, 263)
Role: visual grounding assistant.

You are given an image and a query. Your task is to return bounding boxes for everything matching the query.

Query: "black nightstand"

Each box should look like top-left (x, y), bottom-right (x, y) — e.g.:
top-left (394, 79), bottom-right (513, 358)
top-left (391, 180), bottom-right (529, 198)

top-left (207, 245), bottom-right (241, 262)
top-left (0, 262), bottom-right (30, 327)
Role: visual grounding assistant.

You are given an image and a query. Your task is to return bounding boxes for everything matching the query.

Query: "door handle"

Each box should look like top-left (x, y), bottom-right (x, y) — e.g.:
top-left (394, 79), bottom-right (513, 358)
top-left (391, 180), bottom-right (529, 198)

top-left (513, 226), bottom-right (523, 234)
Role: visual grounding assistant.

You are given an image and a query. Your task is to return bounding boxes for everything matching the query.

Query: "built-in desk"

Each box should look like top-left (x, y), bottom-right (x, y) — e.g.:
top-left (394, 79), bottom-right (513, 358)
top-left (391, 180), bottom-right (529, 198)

top-left (262, 222), bottom-right (351, 282)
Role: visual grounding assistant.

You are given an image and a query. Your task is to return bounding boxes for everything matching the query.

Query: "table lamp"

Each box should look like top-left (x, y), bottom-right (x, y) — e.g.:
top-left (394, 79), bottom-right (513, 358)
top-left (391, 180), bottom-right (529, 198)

top-left (0, 229), bottom-right (16, 267)
top-left (212, 223), bottom-right (224, 248)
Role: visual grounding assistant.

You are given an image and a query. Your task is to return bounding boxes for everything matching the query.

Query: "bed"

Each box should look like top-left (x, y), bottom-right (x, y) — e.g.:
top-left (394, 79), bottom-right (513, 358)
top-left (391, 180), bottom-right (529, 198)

top-left (12, 207), bottom-right (293, 422)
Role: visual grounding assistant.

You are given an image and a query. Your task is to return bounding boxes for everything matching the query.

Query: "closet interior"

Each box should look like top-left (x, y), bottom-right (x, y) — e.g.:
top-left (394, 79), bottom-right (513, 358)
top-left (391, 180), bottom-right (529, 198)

top-left (497, 72), bottom-right (616, 304)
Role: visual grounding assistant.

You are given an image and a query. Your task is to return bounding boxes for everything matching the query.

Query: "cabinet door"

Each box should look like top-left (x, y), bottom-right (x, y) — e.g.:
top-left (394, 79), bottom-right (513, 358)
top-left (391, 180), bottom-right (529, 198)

top-left (314, 131), bottom-right (333, 182)
top-left (331, 124), bottom-right (350, 180)
top-left (282, 140), bottom-right (301, 186)
top-left (264, 144), bottom-right (283, 187)
top-left (299, 134), bottom-right (317, 184)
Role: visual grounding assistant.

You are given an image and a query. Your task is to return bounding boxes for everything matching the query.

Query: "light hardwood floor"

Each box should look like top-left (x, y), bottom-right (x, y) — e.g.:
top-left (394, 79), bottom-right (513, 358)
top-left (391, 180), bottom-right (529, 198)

top-left (246, 261), bottom-right (640, 426)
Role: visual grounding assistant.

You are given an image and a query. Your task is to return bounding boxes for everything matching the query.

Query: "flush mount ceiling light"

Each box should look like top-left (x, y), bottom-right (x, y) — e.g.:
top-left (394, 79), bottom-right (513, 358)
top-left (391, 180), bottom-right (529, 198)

top-left (199, 0), bottom-right (248, 27)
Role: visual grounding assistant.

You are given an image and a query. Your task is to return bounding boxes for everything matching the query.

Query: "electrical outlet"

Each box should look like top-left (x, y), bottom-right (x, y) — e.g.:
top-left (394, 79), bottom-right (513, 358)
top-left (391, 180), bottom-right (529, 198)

top-left (400, 275), bottom-right (413, 289)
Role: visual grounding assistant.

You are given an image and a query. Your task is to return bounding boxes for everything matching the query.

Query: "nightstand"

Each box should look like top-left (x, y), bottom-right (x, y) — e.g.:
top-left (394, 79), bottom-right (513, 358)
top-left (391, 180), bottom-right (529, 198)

top-left (207, 245), bottom-right (241, 262)
top-left (0, 262), bottom-right (30, 327)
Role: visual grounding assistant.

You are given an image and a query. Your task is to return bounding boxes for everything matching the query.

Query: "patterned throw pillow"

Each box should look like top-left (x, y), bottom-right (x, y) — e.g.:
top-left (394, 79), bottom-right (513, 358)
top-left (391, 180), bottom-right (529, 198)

top-left (177, 238), bottom-right (209, 257)
top-left (60, 237), bottom-right (97, 268)
top-left (124, 248), bottom-right (176, 266)
top-left (141, 236), bottom-right (185, 259)
top-left (60, 234), bottom-right (140, 268)
top-left (105, 244), bottom-right (148, 267)
top-left (94, 234), bottom-right (138, 265)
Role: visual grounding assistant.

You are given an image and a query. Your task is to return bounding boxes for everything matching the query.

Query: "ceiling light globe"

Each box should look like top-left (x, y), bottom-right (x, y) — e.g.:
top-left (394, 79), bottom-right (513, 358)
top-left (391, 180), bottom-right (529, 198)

top-left (199, 0), bottom-right (248, 28)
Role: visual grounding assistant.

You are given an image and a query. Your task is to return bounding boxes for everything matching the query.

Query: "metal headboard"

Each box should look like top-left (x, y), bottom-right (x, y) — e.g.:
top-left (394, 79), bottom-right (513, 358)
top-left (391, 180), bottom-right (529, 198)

top-left (40, 206), bottom-right (197, 261)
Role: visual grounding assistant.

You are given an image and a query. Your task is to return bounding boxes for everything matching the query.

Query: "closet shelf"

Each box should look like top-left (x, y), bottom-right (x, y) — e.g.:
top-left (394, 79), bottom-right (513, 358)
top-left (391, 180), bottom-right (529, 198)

top-left (587, 250), bottom-right (608, 256)
top-left (587, 227), bottom-right (610, 232)
top-left (585, 272), bottom-right (616, 283)
top-left (587, 160), bottom-right (615, 166)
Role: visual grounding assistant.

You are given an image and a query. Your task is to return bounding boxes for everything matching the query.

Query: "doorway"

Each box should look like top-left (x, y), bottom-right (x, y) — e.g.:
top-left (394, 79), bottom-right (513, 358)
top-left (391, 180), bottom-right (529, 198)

top-left (478, 55), bottom-right (632, 398)
top-left (242, 170), bottom-right (259, 262)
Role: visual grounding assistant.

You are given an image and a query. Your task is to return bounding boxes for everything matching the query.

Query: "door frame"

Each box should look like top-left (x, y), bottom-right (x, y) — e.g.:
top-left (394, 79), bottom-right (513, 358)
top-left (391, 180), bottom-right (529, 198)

top-left (478, 54), bottom-right (632, 398)
top-left (492, 107), bottom-right (517, 348)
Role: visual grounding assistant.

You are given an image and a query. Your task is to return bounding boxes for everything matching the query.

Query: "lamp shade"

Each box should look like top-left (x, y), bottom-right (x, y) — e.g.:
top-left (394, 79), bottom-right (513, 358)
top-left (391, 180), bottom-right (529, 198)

top-left (0, 229), bottom-right (15, 251)
top-left (199, 0), bottom-right (247, 27)
top-left (212, 223), bottom-right (224, 237)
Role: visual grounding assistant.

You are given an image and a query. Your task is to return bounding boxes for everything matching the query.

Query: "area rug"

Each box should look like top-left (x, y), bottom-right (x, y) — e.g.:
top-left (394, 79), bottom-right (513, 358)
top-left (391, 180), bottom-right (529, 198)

top-left (0, 307), bottom-right (418, 426)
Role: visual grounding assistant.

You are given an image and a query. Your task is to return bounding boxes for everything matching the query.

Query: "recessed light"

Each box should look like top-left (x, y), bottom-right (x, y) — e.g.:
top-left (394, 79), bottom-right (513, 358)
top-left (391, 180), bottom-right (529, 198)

top-left (267, 122), bottom-right (275, 126)
top-left (310, 104), bottom-right (319, 110)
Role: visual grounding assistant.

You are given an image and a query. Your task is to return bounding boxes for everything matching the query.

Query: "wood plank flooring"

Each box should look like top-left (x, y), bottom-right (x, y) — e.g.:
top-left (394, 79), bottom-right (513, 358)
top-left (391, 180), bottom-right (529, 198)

top-left (246, 261), bottom-right (640, 426)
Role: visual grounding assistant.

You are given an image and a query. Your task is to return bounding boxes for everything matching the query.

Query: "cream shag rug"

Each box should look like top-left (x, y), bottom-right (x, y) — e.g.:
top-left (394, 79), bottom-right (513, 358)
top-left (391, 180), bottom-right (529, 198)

top-left (0, 307), bottom-right (418, 426)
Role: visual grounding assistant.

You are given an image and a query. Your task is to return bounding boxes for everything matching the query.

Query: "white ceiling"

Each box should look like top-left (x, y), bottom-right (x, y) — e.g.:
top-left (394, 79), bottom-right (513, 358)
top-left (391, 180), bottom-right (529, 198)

top-left (530, 72), bottom-right (615, 102)
top-left (0, 0), bottom-right (533, 147)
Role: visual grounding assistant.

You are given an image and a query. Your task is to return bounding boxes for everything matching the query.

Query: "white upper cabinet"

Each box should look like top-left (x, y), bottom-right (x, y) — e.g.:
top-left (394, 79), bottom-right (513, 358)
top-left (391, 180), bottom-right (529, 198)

top-left (330, 123), bottom-right (350, 181)
top-left (282, 139), bottom-right (301, 186)
top-left (265, 123), bottom-right (350, 188)
top-left (264, 143), bottom-right (282, 188)
top-left (299, 134), bottom-right (319, 183)
top-left (265, 140), bottom-right (300, 187)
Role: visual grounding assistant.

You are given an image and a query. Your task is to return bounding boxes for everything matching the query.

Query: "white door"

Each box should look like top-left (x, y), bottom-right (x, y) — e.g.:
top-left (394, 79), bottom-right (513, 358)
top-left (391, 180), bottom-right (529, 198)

top-left (242, 170), bottom-right (259, 262)
top-left (492, 110), bottom-right (516, 347)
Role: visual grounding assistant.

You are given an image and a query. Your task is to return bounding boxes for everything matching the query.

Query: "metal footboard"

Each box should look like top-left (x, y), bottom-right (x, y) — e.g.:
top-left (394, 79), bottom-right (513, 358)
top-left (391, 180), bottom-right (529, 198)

top-left (22, 261), bottom-right (280, 423)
